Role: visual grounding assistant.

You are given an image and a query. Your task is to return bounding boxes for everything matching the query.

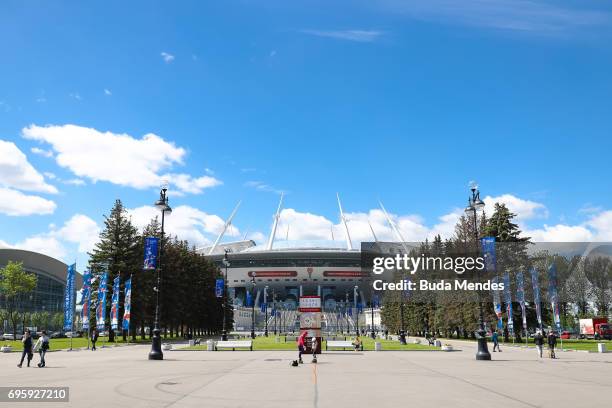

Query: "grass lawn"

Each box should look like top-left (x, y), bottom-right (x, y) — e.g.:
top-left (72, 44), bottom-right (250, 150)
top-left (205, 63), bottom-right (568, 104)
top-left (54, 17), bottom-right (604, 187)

top-left (499, 338), bottom-right (612, 352)
top-left (178, 335), bottom-right (438, 351)
top-left (1, 336), bottom-right (152, 351)
top-left (438, 336), bottom-right (612, 352)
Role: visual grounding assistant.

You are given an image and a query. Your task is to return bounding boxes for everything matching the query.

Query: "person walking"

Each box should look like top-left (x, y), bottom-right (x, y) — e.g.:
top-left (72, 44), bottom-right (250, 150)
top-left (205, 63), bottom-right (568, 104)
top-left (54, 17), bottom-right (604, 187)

top-left (297, 331), bottom-right (307, 364)
top-left (534, 329), bottom-right (544, 358)
top-left (311, 337), bottom-right (318, 363)
top-left (91, 328), bottom-right (98, 351)
top-left (547, 329), bottom-right (557, 359)
top-left (33, 330), bottom-right (49, 368)
top-left (17, 330), bottom-right (33, 368)
top-left (492, 330), bottom-right (502, 352)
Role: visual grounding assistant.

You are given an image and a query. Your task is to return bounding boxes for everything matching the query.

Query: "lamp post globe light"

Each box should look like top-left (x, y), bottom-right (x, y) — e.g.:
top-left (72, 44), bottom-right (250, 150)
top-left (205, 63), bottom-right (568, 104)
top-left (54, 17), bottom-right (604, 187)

top-left (149, 184), bottom-right (172, 360)
top-left (250, 273), bottom-right (256, 339)
top-left (221, 250), bottom-right (230, 341)
top-left (464, 182), bottom-right (491, 361)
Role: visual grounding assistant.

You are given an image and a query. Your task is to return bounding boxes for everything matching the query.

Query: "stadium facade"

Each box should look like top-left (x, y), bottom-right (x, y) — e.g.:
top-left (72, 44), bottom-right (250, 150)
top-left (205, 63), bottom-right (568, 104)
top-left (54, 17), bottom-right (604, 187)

top-left (0, 248), bottom-right (82, 315)
top-left (198, 194), bottom-right (405, 332)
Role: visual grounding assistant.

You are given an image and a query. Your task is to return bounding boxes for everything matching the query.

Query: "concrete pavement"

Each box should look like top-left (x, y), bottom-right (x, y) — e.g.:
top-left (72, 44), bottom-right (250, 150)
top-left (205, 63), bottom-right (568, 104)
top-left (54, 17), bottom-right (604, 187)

top-left (0, 340), bottom-right (610, 408)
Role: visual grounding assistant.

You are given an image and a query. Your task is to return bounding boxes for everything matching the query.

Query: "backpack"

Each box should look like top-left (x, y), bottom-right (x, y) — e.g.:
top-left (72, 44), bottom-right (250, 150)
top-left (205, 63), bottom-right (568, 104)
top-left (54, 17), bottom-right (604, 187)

top-left (41, 340), bottom-right (49, 351)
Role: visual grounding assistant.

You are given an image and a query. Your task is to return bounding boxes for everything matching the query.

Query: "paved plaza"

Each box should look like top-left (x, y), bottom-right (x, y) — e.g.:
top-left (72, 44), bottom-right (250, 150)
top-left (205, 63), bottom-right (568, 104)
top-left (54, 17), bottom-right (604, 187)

top-left (1, 339), bottom-right (610, 408)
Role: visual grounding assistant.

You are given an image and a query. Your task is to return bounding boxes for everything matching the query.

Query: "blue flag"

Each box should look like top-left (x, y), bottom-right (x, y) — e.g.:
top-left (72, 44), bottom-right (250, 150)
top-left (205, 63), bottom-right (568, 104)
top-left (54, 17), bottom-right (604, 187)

top-left (246, 290), bottom-right (253, 307)
top-left (530, 267), bottom-right (543, 328)
top-left (96, 272), bottom-right (108, 331)
top-left (111, 276), bottom-right (120, 330)
top-left (516, 272), bottom-right (527, 331)
top-left (122, 277), bottom-right (132, 331)
top-left (547, 264), bottom-right (561, 332)
top-left (215, 278), bottom-right (224, 298)
top-left (81, 270), bottom-right (91, 330)
top-left (143, 237), bottom-right (159, 270)
top-left (480, 237), bottom-right (497, 273)
top-left (63, 263), bottom-right (76, 331)
top-left (503, 273), bottom-right (514, 334)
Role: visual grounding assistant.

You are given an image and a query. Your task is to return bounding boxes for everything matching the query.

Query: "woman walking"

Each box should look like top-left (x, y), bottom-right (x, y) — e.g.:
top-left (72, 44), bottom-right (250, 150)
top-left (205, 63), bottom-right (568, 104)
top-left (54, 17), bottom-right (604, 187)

top-left (297, 331), bottom-right (307, 364)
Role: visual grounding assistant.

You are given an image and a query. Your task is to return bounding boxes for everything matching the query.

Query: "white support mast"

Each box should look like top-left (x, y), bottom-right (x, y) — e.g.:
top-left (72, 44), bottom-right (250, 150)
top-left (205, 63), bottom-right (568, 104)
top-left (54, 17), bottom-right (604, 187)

top-left (368, 221), bottom-right (378, 242)
top-left (266, 192), bottom-right (284, 250)
top-left (337, 193), bottom-right (353, 250)
top-left (379, 201), bottom-right (410, 254)
top-left (207, 201), bottom-right (241, 255)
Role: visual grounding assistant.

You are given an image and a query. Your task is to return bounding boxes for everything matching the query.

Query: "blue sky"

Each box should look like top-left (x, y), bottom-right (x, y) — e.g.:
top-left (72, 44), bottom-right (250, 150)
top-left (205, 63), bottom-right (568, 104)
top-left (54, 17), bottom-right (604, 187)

top-left (1, 0), bottom-right (611, 270)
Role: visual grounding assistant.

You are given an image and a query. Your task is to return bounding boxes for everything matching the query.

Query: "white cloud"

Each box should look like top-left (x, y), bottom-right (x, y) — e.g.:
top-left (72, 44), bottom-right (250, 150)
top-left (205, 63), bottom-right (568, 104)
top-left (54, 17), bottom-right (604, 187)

top-left (163, 173), bottom-right (221, 194)
top-left (483, 194), bottom-right (548, 221)
top-left (2, 214), bottom-right (100, 261)
top-left (525, 224), bottom-right (593, 242)
top-left (378, 0), bottom-right (611, 35)
top-left (244, 180), bottom-right (284, 194)
top-left (31, 147), bottom-right (53, 158)
top-left (301, 29), bottom-right (384, 42)
top-left (128, 205), bottom-right (240, 246)
top-left (43, 172), bottom-right (57, 180)
top-left (161, 52), bottom-right (175, 63)
top-left (104, 89), bottom-right (112, 96)
top-left (0, 140), bottom-right (57, 194)
top-left (587, 210), bottom-right (612, 241)
top-left (64, 178), bottom-right (86, 186)
top-left (69, 92), bottom-right (82, 100)
top-left (0, 187), bottom-right (56, 216)
top-left (54, 214), bottom-right (100, 253)
top-left (22, 124), bottom-right (221, 195)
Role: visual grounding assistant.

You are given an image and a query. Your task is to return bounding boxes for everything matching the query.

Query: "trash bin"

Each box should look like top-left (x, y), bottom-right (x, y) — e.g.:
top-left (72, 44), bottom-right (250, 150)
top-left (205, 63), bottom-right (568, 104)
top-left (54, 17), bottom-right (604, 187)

top-left (206, 340), bottom-right (214, 351)
top-left (188, 339), bottom-right (195, 347)
top-left (598, 343), bottom-right (607, 353)
top-left (434, 340), bottom-right (442, 347)
top-left (374, 342), bottom-right (382, 351)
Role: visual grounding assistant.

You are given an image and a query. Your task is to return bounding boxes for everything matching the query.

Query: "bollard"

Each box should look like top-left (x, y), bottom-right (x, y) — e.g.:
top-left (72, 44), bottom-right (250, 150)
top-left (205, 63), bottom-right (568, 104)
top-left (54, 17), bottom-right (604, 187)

top-left (206, 340), bottom-right (214, 351)
top-left (597, 343), bottom-right (607, 353)
top-left (188, 339), bottom-right (195, 347)
top-left (374, 342), bottom-right (382, 351)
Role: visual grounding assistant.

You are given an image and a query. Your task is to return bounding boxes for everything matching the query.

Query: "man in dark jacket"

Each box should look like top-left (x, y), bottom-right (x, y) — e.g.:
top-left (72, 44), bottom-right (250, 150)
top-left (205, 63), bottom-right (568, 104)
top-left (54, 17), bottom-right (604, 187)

top-left (547, 329), bottom-right (557, 359)
top-left (17, 330), bottom-right (33, 368)
top-left (534, 330), bottom-right (544, 358)
top-left (91, 329), bottom-right (99, 351)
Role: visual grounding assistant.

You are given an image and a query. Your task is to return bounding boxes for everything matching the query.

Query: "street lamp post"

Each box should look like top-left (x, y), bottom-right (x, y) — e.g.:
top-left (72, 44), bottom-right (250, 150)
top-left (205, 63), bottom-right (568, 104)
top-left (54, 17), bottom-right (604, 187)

top-left (149, 185), bottom-right (172, 360)
top-left (264, 286), bottom-right (269, 337)
top-left (221, 250), bottom-right (230, 341)
top-left (345, 292), bottom-right (349, 334)
top-left (250, 274), bottom-right (256, 339)
top-left (273, 289), bottom-right (277, 335)
top-left (370, 298), bottom-right (376, 339)
top-left (354, 286), bottom-right (359, 336)
top-left (464, 182), bottom-right (491, 361)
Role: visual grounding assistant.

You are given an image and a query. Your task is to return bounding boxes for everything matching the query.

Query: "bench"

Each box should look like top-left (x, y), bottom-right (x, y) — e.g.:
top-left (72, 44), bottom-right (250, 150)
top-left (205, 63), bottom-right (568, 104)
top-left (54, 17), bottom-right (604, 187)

top-left (326, 340), bottom-right (360, 351)
top-left (215, 340), bottom-right (253, 351)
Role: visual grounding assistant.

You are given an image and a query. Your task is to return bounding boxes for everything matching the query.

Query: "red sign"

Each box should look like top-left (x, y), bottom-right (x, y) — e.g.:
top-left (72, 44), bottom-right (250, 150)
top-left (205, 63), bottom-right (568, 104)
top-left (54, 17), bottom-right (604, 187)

top-left (247, 271), bottom-right (297, 278)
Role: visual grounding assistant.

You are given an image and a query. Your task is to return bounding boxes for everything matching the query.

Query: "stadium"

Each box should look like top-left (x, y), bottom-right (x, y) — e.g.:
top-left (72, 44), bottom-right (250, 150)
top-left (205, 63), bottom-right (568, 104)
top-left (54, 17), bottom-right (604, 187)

top-left (199, 194), bottom-right (406, 333)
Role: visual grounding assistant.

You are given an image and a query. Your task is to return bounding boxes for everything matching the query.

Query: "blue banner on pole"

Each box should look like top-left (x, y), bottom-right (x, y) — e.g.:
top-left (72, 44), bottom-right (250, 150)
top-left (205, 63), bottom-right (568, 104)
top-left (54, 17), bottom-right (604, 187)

top-left (529, 266), bottom-right (543, 328)
top-left (96, 272), bottom-right (108, 331)
top-left (491, 276), bottom-right (503, 330)
top-left (547, 263), bottom-right (561, 332)
top-left (111, 276), bottom-right (120, 330)
top-left (215, 278), bottom-right (224, 298)
top-left (260, 303), bottom-right (267, 313)
top-left (63, 263), bottom-right (76, 331)
top-left (246, 290), bottom-right (253, 307)
top-left (516, 272), bottom-right (527, 331)
top-left (503, 273), bottom-right (514, 333)
top-left (122, 277), bottom-right (132, 331)
top-left (480, 237), bottom-right (497, 272)
top-left (143, 237), bottom-right (159, 270)
top-left (81, 269), bottom-right (91, 330)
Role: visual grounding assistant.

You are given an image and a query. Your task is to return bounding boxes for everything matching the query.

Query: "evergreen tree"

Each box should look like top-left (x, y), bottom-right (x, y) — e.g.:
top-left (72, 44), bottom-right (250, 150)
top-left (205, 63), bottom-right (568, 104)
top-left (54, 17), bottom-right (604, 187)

top-left (88, 199), bottom-right (141, 341)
